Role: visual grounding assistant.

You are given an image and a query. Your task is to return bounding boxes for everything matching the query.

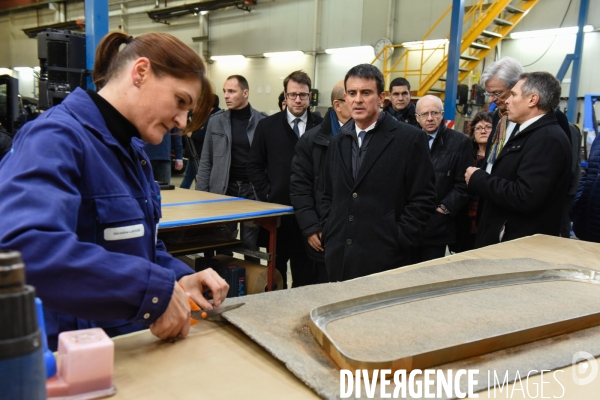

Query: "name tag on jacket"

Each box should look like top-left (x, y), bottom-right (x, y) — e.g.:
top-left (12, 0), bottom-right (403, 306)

top-left (104, 224), bottom-right (145, 241)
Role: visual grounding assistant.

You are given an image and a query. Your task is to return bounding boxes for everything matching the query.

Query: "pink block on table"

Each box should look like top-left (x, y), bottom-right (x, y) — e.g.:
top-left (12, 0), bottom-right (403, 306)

top-left (47, 328), bottom-right (115, 399)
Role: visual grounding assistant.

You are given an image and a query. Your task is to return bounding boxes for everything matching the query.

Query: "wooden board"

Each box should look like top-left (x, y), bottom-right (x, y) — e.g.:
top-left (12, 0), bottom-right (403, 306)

top-left (158, 188), bottom-right (293, 229)
top-left (160, 188), bottom-right (231, 205)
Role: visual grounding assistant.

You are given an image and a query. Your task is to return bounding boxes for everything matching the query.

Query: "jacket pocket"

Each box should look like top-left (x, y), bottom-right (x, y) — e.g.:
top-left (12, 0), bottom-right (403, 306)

top-left (95, 197), bottom-right (146, 244)
top-left (384, 210), bottom-right (401, 246)
top-left (211, 132), bottom-right (227, 157)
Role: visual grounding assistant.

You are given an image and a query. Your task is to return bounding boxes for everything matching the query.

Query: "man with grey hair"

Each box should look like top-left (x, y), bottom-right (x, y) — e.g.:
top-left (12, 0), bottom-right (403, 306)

top-left (413, 95), bottom-right (472, 261)
top-left (465, 72), bottom-right (572, 248)
top-left (479, 56), bottom-right (523, 173)
top-left (480, 57), bottom-right (571, 172)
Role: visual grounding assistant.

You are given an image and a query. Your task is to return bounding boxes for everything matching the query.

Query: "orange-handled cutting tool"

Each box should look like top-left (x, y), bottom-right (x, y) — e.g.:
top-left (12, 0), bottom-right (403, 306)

top-left (178, 283), bottom-right (245, 325)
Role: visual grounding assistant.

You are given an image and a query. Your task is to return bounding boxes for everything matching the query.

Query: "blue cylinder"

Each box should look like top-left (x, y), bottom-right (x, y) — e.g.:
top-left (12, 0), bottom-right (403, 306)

top-left (0, 250), bottom-right (47, 400)
top-left (0, 344), bottom-right (47, 399)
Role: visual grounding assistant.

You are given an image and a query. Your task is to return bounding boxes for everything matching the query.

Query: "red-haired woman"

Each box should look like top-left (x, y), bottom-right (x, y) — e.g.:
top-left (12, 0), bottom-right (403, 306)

top-left (451, 111), bottom-right (493, 253)
top-left (0, 32), bottom-right (227, 349)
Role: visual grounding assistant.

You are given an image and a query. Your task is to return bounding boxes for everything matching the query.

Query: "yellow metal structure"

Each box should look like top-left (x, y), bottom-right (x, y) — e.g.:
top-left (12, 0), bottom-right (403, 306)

top-left (372, 0), bottom-right (539, 98)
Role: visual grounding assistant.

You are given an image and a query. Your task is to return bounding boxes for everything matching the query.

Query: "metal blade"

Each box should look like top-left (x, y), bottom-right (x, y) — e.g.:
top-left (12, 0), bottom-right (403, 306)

top-left (190, 302), bottom-right (245, 320)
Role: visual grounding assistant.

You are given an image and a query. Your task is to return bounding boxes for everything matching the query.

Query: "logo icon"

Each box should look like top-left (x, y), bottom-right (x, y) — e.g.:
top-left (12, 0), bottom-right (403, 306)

top-left (572, 351), bottom-right (599, 385)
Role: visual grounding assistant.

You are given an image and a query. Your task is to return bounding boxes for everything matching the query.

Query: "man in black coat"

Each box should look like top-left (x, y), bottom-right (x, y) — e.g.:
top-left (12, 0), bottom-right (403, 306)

top-left (290, 81), bottom-right (352, 283)
top-left (413, 95), bottom-right (472, 262)
top-left (383, 77), bottom-right (419, 128)
top-left (320, 64), bottom-right (437, 282)
top-left (466, 72), bottom-right (572, 248)
top-left (247, 70), bottom-right (323, 287)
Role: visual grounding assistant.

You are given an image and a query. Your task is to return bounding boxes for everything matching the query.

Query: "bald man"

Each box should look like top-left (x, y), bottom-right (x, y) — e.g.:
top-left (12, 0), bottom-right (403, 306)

top-left (290, 81), bottom-right (351, 284)
top-left (413, 95), bottom-right (472, 262)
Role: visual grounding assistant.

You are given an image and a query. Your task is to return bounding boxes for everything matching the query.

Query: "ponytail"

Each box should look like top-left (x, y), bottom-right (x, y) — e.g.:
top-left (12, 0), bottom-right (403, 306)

top-left (91, 31), bottom-right (213, 133)
top-left (93, 32), bottom-right (130, 91)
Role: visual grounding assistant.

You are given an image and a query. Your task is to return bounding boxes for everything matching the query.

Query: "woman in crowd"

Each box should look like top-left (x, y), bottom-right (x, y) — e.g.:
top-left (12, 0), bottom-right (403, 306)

top-left (470, 111), bottom-right (493, 168)
top-left (451, 111), bottom-right (493, 253)
top-left (0, 31), bottom-right (228, 349)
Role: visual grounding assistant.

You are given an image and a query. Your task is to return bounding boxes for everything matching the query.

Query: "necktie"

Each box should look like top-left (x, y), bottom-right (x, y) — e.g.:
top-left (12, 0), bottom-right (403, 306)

top-left (511, 124), bottom-right (520, 137)
top-left (359, 131), bottom-right (366, 147)
top-left (293, 118), bottom-right (301, 138)
top-left (428, 134), bottom-right (434, 149)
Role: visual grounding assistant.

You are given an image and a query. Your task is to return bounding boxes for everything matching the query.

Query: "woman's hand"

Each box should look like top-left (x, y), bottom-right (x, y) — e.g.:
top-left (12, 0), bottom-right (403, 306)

top-left (150, 281), bottom-right (190, 340)
top-left (178, 268), bottom-right (229, 310)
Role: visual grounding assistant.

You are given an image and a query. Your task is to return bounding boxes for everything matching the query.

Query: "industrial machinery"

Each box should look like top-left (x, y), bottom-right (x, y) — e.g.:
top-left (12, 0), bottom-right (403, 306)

top-left (37, 29), bottom-right (87, 110)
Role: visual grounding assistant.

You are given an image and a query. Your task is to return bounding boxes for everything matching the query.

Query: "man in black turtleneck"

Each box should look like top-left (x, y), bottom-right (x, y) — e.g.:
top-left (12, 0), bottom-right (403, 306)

top-left (196, 75), bottom-right (266, 255)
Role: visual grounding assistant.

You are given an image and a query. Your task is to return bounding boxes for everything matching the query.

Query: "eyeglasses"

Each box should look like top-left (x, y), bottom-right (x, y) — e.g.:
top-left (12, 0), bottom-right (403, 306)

top-left (474, 125), bottom-right (493, 132)
top-left (286, 92), bottom-right (310, 100)
top-left (416, 111), bottom-right (443, 118)
top-left (484, 88), bottom-right (509, 100)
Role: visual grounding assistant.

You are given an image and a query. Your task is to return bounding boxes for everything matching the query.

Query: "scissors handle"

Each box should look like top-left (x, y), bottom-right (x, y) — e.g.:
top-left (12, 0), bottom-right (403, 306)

top-left (178, 282), bottom-right (203, 325)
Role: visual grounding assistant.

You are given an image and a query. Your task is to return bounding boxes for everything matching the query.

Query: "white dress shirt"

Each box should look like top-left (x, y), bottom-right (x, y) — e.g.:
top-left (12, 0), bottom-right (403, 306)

top-left (354, 121), bottom-right (377, 147)
top-left (517, 114), bottom-right (544, 133)
top-left (286, 109), bottom-right (308, 137)
top-left (426, 129), bottom-right (439, 149)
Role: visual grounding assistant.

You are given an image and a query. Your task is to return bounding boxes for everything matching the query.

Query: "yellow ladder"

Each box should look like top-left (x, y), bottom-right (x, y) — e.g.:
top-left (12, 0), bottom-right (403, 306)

top-left (373, 0), bottom-right (539, 98)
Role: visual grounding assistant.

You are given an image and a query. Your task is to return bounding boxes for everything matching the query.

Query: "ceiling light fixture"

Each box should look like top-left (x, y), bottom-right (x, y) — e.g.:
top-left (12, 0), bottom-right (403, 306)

top-left (401, 39), bottom-right (448, 48)
top-left (510, 25), bottom-right (594, 39)
top-left (325, 46), bottom-right (374, 56)
top-left (263, 51), bottom-right (304, 58)
top-left (209, 55), bottom-right (246, 61)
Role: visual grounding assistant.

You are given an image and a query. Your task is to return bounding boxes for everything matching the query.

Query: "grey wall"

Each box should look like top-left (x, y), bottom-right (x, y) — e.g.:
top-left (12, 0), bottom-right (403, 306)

top-left (0, 0), bottom-right (598, 122)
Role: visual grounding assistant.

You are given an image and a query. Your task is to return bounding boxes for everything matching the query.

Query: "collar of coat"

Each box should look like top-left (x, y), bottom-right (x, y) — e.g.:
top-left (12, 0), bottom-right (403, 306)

top-left (210, 104), bottom-right (265, 122)
top-left (495, 112), bottom-right (559, 164)
top-left (305, 108), bottom-right (353, 147)
top-left (335, 111), bottom-right (400, 187)
top-left (428, 121), bottom-right (448, 148)
top-left (510, 112), bottom-right (558, 140)
top-left (312, 108), bottom-right (334, 146)
top-left (340, 111), bottom-right (387, 140)
top-left (64, 88), bottom-right (145, 156)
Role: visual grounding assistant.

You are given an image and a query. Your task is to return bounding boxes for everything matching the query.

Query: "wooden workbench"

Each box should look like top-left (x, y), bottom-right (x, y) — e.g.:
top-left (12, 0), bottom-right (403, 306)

top-left (110, 235), bottom-right (600, 399)
top-left (158, 188), bottom-right (293, 290)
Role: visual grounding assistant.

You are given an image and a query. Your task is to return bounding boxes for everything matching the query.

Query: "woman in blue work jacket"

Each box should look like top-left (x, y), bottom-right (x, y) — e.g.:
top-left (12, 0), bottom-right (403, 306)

top-left (0, 31), bottom-right (229, 350)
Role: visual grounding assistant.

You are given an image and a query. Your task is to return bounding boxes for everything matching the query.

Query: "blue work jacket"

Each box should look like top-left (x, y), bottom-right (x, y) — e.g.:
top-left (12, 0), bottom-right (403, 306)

top-left (0, 88), bottom-right (193, 348)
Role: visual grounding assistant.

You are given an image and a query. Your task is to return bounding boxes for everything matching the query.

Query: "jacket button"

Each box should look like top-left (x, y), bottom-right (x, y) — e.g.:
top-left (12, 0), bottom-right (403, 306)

top-left (143, 313), bottom-right (150, 319)
top-left (346, 239), bottom-right (352, 245)
top-left (349, 215), bottom-right (354, 221)
top-left (152, 297), bottom-right (159, 304)
top-left (141, 160), bottom-right (147, 166)
top-left (352, 193), bottom-right (358, 198)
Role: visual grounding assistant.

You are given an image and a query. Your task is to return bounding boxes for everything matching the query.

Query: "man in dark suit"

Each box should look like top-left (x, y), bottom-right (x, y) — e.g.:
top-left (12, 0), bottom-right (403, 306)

top-left (247, 70), bottom-right (323, 287)
top-left (290, 81), bottom-right (352, 284)
top-left (466, 72), bottom-right (572, 248)
top-left (320, 64), bottom-right (437, 282)
top-left (413, 95), bottom-right (472, 262)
